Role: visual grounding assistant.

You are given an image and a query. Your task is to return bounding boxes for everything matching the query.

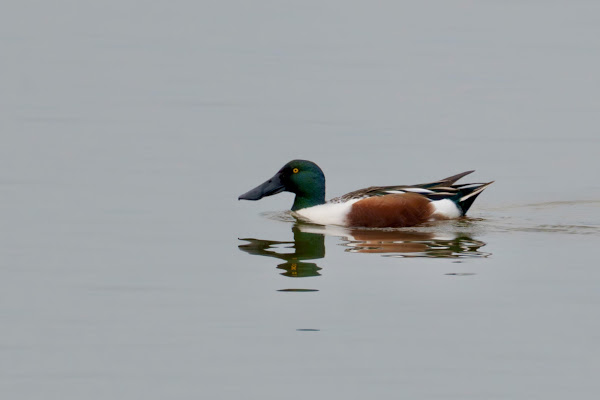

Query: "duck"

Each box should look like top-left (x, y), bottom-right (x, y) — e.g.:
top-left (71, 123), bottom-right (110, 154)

top-left (238, 160), bottom-right (493, 228)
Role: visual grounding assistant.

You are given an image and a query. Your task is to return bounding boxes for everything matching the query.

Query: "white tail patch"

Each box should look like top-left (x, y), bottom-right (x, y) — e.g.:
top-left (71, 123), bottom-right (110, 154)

top-left (430, 199), bottom-right (461, 219)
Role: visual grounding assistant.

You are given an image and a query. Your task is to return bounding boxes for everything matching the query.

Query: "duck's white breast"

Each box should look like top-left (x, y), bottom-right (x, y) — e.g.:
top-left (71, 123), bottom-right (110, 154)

top-left (293, 200), bottom-right (360, 226)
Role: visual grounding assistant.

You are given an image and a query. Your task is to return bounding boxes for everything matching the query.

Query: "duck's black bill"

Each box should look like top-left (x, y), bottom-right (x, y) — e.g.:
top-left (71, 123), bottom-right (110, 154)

top-left (238, 173), bottom-right (285, 201)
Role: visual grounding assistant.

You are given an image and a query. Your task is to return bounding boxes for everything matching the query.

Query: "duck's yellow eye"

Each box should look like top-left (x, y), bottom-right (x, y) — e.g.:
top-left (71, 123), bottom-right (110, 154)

top-left (293, 168), bottom-right (299, 173)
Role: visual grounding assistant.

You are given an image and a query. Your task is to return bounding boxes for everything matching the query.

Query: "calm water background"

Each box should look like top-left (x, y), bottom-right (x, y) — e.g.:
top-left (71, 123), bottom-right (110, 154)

top-left (2, 1), bottom-right (600, 399)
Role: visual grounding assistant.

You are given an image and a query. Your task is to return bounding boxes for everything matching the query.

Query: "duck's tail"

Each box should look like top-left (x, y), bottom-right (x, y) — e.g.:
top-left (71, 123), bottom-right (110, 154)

top-left (452, 181), bottom-right (495, 214)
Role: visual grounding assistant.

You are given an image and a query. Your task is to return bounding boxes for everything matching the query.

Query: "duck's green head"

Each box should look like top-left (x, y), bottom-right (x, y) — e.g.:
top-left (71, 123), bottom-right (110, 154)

top-left (239, 160), bottom-right (326, 211)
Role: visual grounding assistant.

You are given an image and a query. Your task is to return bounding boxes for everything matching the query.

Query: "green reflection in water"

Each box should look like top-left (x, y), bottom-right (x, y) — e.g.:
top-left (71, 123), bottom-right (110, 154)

top-left (238, 226), bottom-right (324, 278)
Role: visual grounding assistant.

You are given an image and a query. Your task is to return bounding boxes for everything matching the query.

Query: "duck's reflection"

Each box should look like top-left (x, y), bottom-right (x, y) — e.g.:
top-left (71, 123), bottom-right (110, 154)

top-left (239, 222), bottom-right (490, 276)
top-left (343, 230), bottom-right (489, 258)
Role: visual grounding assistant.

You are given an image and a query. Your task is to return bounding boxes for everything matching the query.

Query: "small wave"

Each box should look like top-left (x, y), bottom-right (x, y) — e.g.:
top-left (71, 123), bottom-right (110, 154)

top-left (495, 223), bottom-right (600, 235)
top-left (523, 200), bottom-right (600, 208)
top-left (483, 199), bottom-right (600, 211)
top-left (261, 210), bottom-right (296, 223)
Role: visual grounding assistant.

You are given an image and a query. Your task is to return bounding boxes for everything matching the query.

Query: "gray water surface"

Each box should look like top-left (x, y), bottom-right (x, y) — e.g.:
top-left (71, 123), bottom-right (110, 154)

top-left (2, 1), bottom-right (600, 399)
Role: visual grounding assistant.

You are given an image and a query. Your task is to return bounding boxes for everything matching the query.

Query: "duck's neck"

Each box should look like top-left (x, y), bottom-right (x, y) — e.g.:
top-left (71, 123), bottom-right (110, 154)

top-left (291, 186), bottom-right (325, 211)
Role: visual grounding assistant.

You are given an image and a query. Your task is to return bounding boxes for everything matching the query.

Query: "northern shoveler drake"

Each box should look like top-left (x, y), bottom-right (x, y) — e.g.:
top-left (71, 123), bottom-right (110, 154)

top-left (239, 160), bottom-right (493, 228)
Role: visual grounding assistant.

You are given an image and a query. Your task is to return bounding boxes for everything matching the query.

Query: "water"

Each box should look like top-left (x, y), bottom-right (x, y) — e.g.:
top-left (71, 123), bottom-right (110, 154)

top-left (2, 1), bottom-right (600, 399)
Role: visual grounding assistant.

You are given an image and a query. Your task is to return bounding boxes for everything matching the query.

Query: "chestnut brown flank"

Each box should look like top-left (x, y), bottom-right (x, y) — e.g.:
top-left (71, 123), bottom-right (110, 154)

top-left (347, 193), bottom-right (434, 228)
